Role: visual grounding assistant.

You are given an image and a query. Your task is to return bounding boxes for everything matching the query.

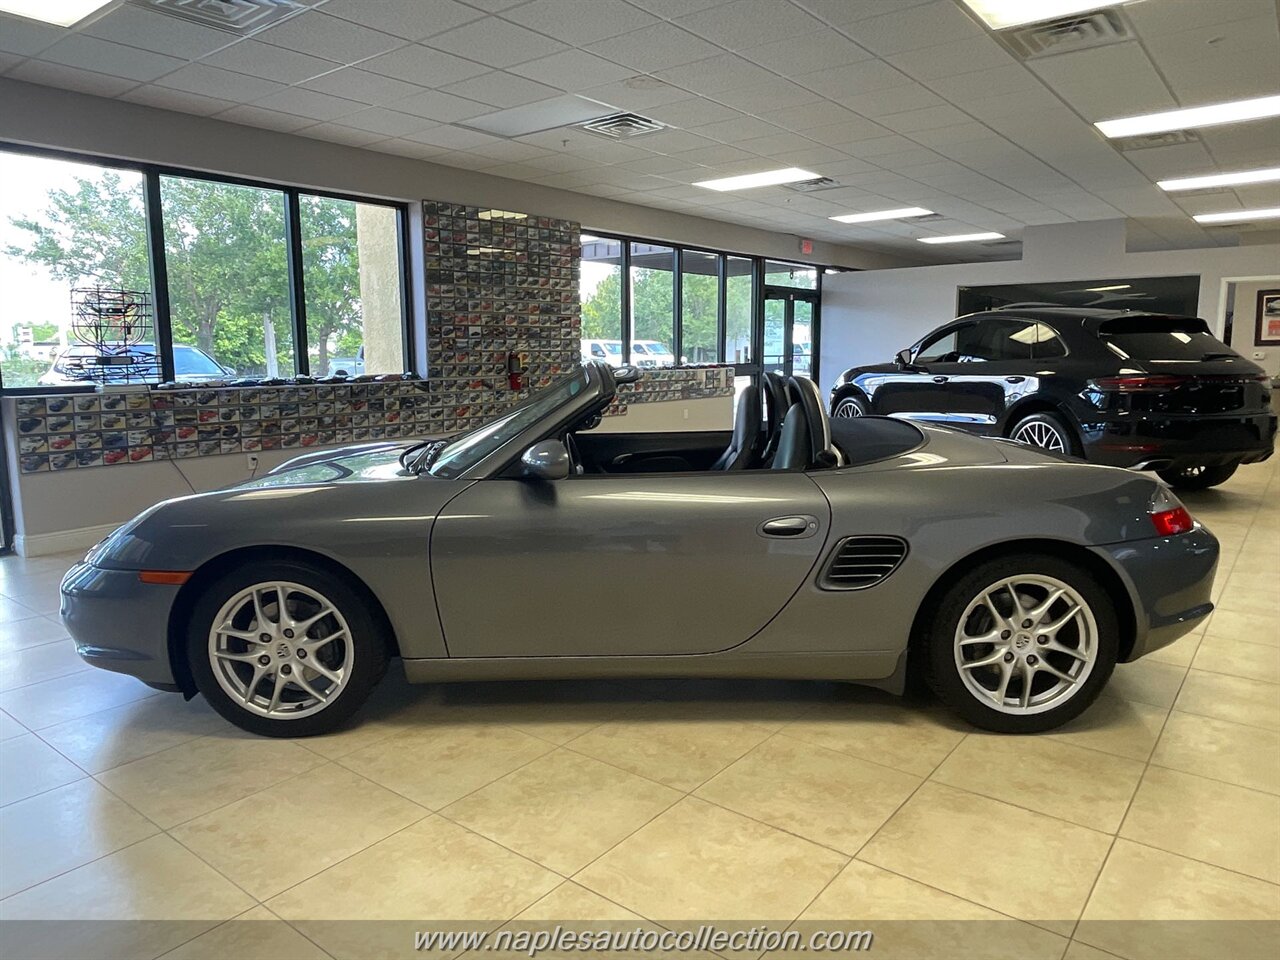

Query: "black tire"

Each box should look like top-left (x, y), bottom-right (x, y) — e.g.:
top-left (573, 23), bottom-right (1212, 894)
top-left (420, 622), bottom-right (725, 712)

top-left (923, 553), bottom-right (1118, 733)
top-left (186, 560), bottom-right (389, 737)
top-left (1157, 463), bottom-right (1238, 491)
top-left (832, 392), bottom-right (869, 418)
top-left (1008, 411), bottom-right (1081, 457)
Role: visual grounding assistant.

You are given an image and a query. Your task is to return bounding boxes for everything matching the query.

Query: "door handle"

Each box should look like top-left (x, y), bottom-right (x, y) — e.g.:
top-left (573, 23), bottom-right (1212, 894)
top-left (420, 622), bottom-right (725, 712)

top-left (1005, 376), bottom-right (1026, 383)
top-left (759, 515), bottom-right (819, 538)
top-left (932, 375), bottom-right (949, 383)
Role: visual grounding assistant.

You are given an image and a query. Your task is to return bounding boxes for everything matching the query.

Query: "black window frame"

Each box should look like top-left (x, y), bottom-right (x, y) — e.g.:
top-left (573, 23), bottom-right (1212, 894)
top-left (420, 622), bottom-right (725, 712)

top-left (0, 141), bottom-right (413, 395)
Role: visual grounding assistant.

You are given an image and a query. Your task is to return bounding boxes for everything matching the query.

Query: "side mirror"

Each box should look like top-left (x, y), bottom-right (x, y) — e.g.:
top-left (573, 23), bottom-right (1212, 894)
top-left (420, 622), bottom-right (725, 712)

top-left (521, 440), bottom-right (570, 481)
top-left (894, 348), bottom-right (914, 368)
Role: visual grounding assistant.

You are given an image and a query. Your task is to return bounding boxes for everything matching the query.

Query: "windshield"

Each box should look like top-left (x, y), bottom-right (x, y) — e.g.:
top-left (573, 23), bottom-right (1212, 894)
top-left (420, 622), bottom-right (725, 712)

top-left (1099, 316), bottom-right (1238, 363)
top-left (428, 368), bottom-right (592, 479)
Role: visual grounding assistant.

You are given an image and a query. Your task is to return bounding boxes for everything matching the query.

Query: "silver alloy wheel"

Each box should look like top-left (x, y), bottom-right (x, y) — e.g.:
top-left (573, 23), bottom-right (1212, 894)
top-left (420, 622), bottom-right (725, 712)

top-left (833, 397), bottom-right (864, 418)
top-left (952, 574), bottom-right (1097, 715)
top-left (1012, 419), bottom-right (1065, 452)
top-left (208, 581), bottom-right (353, 719)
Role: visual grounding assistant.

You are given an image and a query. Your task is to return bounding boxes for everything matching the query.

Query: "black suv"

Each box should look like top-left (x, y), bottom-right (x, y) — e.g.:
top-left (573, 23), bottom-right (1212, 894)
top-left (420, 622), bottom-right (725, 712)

top-left (830, 308), bottom-right (1276, 490)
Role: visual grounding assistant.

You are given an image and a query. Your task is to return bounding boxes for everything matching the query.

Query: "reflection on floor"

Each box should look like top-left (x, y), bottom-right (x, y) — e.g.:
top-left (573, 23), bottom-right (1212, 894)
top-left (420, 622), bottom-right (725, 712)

top-left (0, 457), bottom-right (1277, 960)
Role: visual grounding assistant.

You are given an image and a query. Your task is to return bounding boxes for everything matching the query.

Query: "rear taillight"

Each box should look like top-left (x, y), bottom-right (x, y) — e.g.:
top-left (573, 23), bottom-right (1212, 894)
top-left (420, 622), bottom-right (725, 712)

top-left (1150, 486), bottom-right (1195, 536)
top-left (1089, 375), bottom-right (1185, 393)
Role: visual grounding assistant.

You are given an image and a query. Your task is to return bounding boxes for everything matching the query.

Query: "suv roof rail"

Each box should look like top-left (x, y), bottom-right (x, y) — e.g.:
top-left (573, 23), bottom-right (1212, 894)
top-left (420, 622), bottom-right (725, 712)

top-left (988, 302), bottom-right (1066, 310)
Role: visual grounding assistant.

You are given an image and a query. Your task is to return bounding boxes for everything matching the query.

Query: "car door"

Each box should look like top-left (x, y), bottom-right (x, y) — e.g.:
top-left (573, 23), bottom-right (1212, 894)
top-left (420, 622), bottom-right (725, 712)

top-left (871, 322), bottom-right (973, 419)
top-left (431, 470), bottom-right (831, 658)
top-left (926, 318), bottom-right (1041, 433)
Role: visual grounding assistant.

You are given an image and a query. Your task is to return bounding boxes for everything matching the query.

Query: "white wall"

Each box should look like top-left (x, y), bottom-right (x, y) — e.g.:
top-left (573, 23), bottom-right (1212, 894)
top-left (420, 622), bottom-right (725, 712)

top-left (1228, 278), bottom-right (1280, 378)
top-left (820, 219), bottom-right (1280, 384)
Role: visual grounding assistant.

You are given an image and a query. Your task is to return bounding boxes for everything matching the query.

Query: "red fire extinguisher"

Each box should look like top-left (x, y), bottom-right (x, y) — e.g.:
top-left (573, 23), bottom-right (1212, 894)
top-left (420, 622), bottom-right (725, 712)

top-left (507, 351), bottom-right (527, 390)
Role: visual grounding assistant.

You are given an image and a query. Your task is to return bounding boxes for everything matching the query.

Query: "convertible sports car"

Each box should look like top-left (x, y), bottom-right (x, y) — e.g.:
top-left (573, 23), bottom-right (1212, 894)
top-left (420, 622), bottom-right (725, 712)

top-left (61, 362), bottom-right (1219, 737)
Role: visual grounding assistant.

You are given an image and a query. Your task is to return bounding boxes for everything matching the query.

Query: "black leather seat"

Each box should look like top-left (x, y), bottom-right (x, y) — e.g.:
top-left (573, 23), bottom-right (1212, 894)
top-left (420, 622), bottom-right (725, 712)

top-left (712, 384), bottom-right (761, 470)
top-left (759, 372), bottom-right (787, 464)
top-left (771, 403), bottom-right (811, 470)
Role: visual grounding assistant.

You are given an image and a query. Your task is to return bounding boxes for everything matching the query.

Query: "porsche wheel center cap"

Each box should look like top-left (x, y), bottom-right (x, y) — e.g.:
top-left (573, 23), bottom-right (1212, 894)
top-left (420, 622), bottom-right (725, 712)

top-left (1013, 634), bottom-right (1032, 651)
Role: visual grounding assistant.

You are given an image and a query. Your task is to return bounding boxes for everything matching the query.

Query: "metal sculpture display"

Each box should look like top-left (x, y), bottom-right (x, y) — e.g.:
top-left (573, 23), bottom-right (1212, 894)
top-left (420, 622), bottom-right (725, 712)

top-left (66, 286), bottom-right (156, 385)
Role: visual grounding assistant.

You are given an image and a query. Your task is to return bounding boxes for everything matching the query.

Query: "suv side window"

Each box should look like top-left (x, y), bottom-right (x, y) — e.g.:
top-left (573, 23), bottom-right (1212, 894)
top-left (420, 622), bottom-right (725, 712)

top-left (1029, 322), bottom-right (1068, 359)
top-left (915, 325), bottom-right (966, 364)
top-left (957, 318), bottom-right (1035, 362)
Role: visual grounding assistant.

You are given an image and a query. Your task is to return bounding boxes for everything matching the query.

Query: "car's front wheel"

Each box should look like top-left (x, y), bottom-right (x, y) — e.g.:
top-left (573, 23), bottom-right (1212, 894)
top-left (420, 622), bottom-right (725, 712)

top-left (1157, 463), bottom-right (1237, 491)
top-left (924, 554), bottom-right (1118, 733)
top-left (832, 393), bottom-right (869, 418)
top-left (1009, 411), bottom-right (1080, 456)
top-left (186, 560), bottom-right (388, 737)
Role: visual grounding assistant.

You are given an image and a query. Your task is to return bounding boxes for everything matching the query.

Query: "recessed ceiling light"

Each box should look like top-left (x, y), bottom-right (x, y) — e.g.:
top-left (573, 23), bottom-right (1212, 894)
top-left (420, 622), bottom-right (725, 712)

top-left (1095, 94), bottom-right (1280, 138)
top-left (694, 167), bottom-right (821, 192)
top-left (0, 0), bottom-right (117, 26)
top-left (960, 0), bottom-right (1142, 29)
top-left (1157, 166), bottom-right (1280, 191)
top-left (1192, 207), bottom-right (1280, 224)
top-left (918, 232), bottom-right (1005, 244)
top-left (1086, 285), bottom-right (1132, 292)
top-left (829, 207), bottom-right (934, 224)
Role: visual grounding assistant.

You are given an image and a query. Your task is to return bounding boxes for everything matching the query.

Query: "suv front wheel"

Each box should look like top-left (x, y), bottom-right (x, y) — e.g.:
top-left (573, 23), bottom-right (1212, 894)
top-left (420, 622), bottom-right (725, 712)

top-left (1009, 411), bottom-right (1080, 457)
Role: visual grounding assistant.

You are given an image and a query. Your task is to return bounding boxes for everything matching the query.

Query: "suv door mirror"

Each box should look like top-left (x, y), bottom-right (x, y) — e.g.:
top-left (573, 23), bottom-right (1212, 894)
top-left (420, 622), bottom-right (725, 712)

top-left (521, 439), bottom-right (571, 481)
top-left (894, 348), bottom-right (915, 369)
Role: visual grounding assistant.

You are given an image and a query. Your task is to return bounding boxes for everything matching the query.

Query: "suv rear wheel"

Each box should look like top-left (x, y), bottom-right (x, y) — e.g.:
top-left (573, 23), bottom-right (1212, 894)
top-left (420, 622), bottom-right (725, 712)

top-left (1157, 463), bottom-right (1237, 491)
top-left (1010, 411), bottom-right (1080, 457)
top-left (832, 393), bottom-right (868, 418)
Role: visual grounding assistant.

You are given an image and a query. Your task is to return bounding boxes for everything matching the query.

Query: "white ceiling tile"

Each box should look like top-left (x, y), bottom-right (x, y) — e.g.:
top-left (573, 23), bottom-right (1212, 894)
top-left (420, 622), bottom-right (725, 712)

top-left (502, 0), bottom-right (660, 44)
top-left (359, 44), bottom-right (489, 87)
top-left (252, 86), bottom-right (368, 121)
top-left (840, 83), bottom-right (944, 118)
top-left (739, 31), bottom-right (874, 74)
top-left (1126, 0), bottom-right (1275, 38)
top-left (509, 49), bottom-right (633, 89)
top-left (391, 87), bottom-right (496, 121)
top-left (155, 63), bottom-right (284, 102)
top-left (733, 131), bottom-right (810, 156)
top-left (215, 104), bottom-right (316, 132)
top-left (656, 54), bottom-right (777, 96)
top-left (886, 34), bottom-right (1015, 80)
top-left (713, 77), bottom-right (821, 113)
top-left (330, 107), bottom-right (436, 136)
top-left (81, 5), bottom-right (234, 59)
top-left (0, 16), bottom-right (64, 56)
top-left (687, 115), bottom-right (784, 142)
top-left (255, 11), bottom-right (402, 63)
top-left (9, 59), bottom-right (137, 97)
top-left (441, 70), bottom-right (562, 107)
top-left (0, 51), bottom-right (22, 73)
top-left (578, 76), bottom-right (689, 111)
top-left (648, 97), bottom-right (743, 128)
top-left (369, 137), bottom-right (449, 159)
top-left (121, 85), bottom-right (235, 116)
top-left (1029, 43), bottom-right (1176, 121)
top-left (457, 0), bottom-right (527, 12)
top-left (322, 0), bottom-right (482, 40)
top-left (760, 102), bottom-right (881, 135)
top-left (797, 60), bottom-right (910, 99)
top-left (480, 160), bottom-right (552, 179)
top-left (38, 35), bottom-right (184, 83)
top-left (851, 0), bottom-right (986, 54)
top-left (624, 0), bottom-right (731, 17)
top-left (202, 40), bottom-right (338, 85)
top-left (674, 0), bottom-right (825, 49)
top-left (585, 23), bottom-right (722, 72)
top-left (924, 64), bottom-right (1030, 101)
top-left (301, 68), bottom-right (425, 105)
top-left (424, 18), bottom-right (566, 67)
top-left (405, 125), bottom-right (506, 150)
top-left (298, 122), bottom-right (389, 147)
top-left (464, 140), bottom-right (550, 162)
top-left (878, 103), bottom-right (974, 133)
top-left (906, 122), bottom-right (997, 147)
top-left (671, 143), bottom-right (758, 165)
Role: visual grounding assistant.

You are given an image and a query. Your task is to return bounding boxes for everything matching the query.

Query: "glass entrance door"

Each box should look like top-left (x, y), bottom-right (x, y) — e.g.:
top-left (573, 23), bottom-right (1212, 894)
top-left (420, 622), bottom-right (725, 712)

top-left (762, 288), bottom-right (818, 380)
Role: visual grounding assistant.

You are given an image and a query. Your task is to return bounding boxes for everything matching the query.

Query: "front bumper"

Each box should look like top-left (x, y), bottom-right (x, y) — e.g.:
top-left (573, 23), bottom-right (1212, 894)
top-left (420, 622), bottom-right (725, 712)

top-left (60, 562), bottom-right (179, 686)
top-left (1094, 526), bottom-right (1219, 661)
top-left (1080, 411), bottom-right (1276, 469)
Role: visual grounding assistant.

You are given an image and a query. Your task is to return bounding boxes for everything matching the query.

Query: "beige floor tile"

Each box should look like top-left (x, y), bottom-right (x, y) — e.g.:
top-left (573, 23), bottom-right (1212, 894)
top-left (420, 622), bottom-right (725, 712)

top-left (36, 694), bottom-right (224, 774)
top-left (1152, 710), bottom-right (1280, 795)
top-left (1145, 631), bottom-right (1201, 667)
top-left (2, 581), bottom-right (65, 616)
top-left (173, 763), bottom-right (427, 900)
top-left (0, 614), bottom-right (69, 654)
top-left (0, 595), bottom-right (40, 625)
top-left (0, 834), bottom-right (255, 960)
top-left (1044, 694), bottom-right (1168, 762)
top-left (443, 747), bottom-right (681, 874)
top-left (575, 796), bottom-right (847, 923)
top-left (628, 677), bottom-right (833, 732)
top-left (0, 706), bottom-right (26, 741)
top-left (160, 906), bottom-right (331, 960)
top-left (1077, 839), bottom-right (1280, 960)
top-left (859, 782), bottom-right (1113, 933)
top-left (1120, 766), bottom-right (1280, 883)
top-left (1191, 634), bottom-right (1280, 684)
top-left (1175, 669), bottom-right (1280, 731)
top-left (1061, 942), bottom-right (1124, 960)
top-left (1205, 608), bottom-right (1279, 648)
top-left (0, 778), bottom-right (157, 898)
top-left (267, 815), bottom-right (560, 958)
top-left (796, 859), bottom-right (1066, 959)
top-left (694, 733), bottom-right (920, 854)
top-left (780, 695), bottom-right (966, 778)
top-left (0, 668), bottom-right (157, 731)
top-left (931, 735), bottom-right (1143, 833)
top-left (1103, 658), bottom-right (1187, 709)
top-left (1215, 582), bottom-right (1279, 617)
top-left (0, 637), bottom-right (89, 692)
top-left (292, 672), bottom-right (427, 760)
top-left (338, 721), bottom-right (553, 810)
top-left (97, 734), bottom-right (325, 828)
top-left (0, 732), bottom-right (84, 806)
top-left (565, 706), bottom-right (770, 792)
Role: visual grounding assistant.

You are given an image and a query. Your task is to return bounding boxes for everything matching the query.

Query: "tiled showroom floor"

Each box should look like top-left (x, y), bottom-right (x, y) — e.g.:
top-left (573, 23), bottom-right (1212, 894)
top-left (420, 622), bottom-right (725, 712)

top-left (1, 461), bottom-right (1277, 960)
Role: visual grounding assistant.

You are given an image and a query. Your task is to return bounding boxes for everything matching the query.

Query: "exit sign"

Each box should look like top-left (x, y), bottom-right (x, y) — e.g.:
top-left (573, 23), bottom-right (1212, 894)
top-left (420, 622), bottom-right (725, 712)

top-left (799, 239), bottom-right (814, 255)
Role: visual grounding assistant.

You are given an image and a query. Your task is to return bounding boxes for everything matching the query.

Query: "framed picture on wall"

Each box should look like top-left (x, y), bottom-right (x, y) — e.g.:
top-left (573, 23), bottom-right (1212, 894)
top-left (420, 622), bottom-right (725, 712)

top-left (1257, 289), bottom-right (1280, 346)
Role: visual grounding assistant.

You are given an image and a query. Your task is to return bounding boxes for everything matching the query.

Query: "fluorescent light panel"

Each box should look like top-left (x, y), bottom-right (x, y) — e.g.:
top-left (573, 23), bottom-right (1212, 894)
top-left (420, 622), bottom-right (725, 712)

top-left (694, 167), bottom-right (820, 192)
top-left (1192, 207), bottom-right (1280, 224)
top-left (1096, 94), bottom-right (1280, 138)
top-left (1086, 285), bottom-right (1132, 292)
top-left (0, 0), bottom-right (116, 26)
top-left (829, 207), bottom-right (933, 224)
top-left (960, 0), bottom-right (1140, 29)
top-left (1157, 166), bottom-right (1280, 191)
top-left (918, 232), bottom-right (1005, 244)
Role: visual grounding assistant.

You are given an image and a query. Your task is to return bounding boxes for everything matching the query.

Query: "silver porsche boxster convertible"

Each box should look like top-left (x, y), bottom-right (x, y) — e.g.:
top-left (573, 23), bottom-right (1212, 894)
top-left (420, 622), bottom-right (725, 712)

top-left (61, 362), bottom-right (1218, 737)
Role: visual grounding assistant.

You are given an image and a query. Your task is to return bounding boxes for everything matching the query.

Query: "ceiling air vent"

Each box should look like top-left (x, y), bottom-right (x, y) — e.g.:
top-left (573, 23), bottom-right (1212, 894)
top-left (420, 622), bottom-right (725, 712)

top-left (128, 0), bottom-right (304, 34)
top-left (1112, 129), bottom-right (1202, 152)
top-left (820, 536), bottom-right (908, 591)
top-left (781, 177), bottom-right (840, 193)
top-left (999, 7), bottom-right (1135, 60)
top-left (983, 239), bottom-right (1022, 247)
top-left (577, 112), bottom-right (665, 140)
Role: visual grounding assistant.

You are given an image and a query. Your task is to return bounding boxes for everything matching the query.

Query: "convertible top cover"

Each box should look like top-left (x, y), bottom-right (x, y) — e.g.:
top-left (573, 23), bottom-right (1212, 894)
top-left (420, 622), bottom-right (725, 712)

top-left (829, 416), bottom-right (925, 466)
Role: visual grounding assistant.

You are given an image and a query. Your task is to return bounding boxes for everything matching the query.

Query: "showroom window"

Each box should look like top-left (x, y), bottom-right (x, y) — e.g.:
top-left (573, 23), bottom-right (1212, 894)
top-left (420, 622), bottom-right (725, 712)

top-left (579, 233), bottom-right (624, 362)
top-left (0, 146), bottom-right (409, 391)
top-left (629, 241), bottom-right (675, 368)
top-left (764, 259), bottom-right (817, 290)
top-left (681, 250), bottom-right (720, 365)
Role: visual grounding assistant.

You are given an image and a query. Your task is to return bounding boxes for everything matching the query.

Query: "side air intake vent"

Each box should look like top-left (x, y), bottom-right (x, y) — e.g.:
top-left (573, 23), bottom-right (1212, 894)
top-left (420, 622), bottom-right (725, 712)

top-left (820, 536), bottom-right (908, 591)
top-left (999, 7), bottom-right (1134, 59)
top-left (129, 0), bottom-right (304, 34)
top-left (577, 112), bottom-right (665, 139)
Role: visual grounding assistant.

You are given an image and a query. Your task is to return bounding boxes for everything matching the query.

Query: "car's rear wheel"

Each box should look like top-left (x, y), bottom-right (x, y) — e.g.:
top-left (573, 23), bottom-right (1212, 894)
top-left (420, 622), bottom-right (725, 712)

top-left (924, 554), bottom-right (1117, 733)
top-left (1157, 463), bottom-right (1237, 491)
top-left (832, 393), bottom-right (868, 418)
top-left (1009, 411), bottom-right (1080, 456)
top-left (186, 560), bottom-right (388, 737)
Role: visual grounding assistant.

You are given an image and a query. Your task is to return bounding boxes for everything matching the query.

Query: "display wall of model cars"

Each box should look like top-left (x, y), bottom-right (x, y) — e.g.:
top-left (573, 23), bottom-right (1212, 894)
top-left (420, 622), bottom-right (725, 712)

top-left (830, 307), bottom-right (1276, 490)
top-left (62, 360), bottom-right (1218, 739)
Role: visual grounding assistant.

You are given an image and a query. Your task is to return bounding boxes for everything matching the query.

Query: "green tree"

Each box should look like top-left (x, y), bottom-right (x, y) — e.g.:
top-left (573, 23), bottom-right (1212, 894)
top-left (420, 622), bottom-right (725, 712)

top-left (299, 195), bottom-right (361, 376)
